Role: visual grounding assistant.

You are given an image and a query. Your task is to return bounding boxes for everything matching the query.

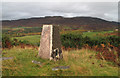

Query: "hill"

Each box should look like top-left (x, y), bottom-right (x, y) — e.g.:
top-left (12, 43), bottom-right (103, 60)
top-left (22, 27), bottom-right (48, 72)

top-left (2, 16), bottom-right (119, 30)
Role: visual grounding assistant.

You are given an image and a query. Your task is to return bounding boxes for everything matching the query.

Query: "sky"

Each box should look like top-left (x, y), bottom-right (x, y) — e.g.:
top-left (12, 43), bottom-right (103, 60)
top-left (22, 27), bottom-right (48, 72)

top-left (1, 1), bottom-right (119, 22)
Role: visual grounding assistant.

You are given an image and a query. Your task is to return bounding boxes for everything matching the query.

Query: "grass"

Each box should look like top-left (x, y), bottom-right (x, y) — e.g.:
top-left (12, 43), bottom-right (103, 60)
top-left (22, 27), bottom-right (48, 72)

top-left (82, 31), bottom-right (114, 39)
top-left (60, 29), bottom-right (83, 35)
top-left (2, 27), bottom-right (42, 30)
top-left (2, 47), bottom-right (118, 76)
top-left (13, 30), bottom-right (115, 47)
top-left (14, 30), bottom-right (114, 44)
top-left (14, 35), bottom-right (40, 45)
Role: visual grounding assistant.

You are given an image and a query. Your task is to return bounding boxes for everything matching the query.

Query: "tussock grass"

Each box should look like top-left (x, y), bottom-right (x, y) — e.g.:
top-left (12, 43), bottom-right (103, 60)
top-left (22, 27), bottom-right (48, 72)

top-left (2, 47), bottom-right (118, 76)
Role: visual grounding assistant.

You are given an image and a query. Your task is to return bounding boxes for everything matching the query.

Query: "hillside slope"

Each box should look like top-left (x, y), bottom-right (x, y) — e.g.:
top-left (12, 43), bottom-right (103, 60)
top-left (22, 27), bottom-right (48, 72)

top-left (2, 16), bottom-right (118, 30)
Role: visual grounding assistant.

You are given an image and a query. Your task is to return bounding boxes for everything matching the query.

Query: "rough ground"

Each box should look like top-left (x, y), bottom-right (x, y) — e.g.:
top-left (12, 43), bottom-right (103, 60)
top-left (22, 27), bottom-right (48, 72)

top-left (2, 47), bottom-right (118, 76)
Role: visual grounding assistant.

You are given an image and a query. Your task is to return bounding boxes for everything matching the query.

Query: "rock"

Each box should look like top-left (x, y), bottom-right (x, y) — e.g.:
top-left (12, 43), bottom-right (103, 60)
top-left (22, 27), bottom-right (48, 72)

top-left (1, 57), bottom-right (13, 60)
top-left (52, 66), bottom-right (70, 71)
top-left (32, 60), bottom-right (41, 64)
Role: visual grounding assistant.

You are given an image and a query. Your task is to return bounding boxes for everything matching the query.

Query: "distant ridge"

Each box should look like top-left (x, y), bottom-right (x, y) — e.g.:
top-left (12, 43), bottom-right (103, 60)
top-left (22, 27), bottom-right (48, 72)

top-left (2, 16), bottom-right (118, 30)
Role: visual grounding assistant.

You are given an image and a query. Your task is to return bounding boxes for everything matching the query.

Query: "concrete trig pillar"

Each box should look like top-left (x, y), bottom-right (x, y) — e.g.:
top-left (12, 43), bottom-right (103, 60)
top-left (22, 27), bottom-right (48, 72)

top-left (38, 25), bottom-right (63, 60)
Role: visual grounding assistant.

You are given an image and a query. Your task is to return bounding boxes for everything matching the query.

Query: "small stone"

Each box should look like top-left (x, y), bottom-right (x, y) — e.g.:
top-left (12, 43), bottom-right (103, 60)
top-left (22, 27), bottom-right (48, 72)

top-left (32, 60), bottom-right (41, 64)
top-left (52, 66), bottom-right (70, 71)
top-left (2, 57), bottom-right (13, 60)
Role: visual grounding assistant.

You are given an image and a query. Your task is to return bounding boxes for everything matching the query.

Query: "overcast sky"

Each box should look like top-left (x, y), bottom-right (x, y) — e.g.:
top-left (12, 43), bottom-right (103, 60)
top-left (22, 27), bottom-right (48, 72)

top-left (2, 2), bottom-right (118, 22)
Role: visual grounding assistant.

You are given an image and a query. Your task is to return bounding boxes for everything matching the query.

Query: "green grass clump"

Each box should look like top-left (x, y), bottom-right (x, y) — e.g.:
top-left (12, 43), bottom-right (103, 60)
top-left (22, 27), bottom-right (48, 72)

top-left (2, 47), bottom-right (118, 76)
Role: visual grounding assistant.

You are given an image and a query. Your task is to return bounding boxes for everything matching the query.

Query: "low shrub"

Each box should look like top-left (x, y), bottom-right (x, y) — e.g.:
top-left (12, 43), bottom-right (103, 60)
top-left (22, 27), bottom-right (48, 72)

top-left (2, 34), bottom-right (12, 48)
top-left (61, 33), bottom-right (119, 50)
top-left (61, 33), bottom-right (83, 49)
top-left (106, 36), bottom-right (120, 47)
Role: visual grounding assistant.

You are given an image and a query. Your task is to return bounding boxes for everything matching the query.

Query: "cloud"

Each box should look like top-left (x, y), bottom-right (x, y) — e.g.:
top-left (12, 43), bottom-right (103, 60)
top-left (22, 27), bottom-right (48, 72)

top-left (2, 2), bottom-right (118, 21)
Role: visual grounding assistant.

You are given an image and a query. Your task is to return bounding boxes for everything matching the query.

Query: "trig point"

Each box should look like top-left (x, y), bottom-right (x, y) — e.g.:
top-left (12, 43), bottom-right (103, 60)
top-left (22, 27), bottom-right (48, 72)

top-left (38, 25), bottom-right (63, 61)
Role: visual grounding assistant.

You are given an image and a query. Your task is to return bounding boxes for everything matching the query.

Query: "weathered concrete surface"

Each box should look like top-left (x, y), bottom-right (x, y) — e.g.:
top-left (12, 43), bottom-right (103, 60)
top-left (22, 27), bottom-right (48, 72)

top-left (38, 25), bottom-right (52, 59)
top-left (38, 25), bottom-right (62, 60)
